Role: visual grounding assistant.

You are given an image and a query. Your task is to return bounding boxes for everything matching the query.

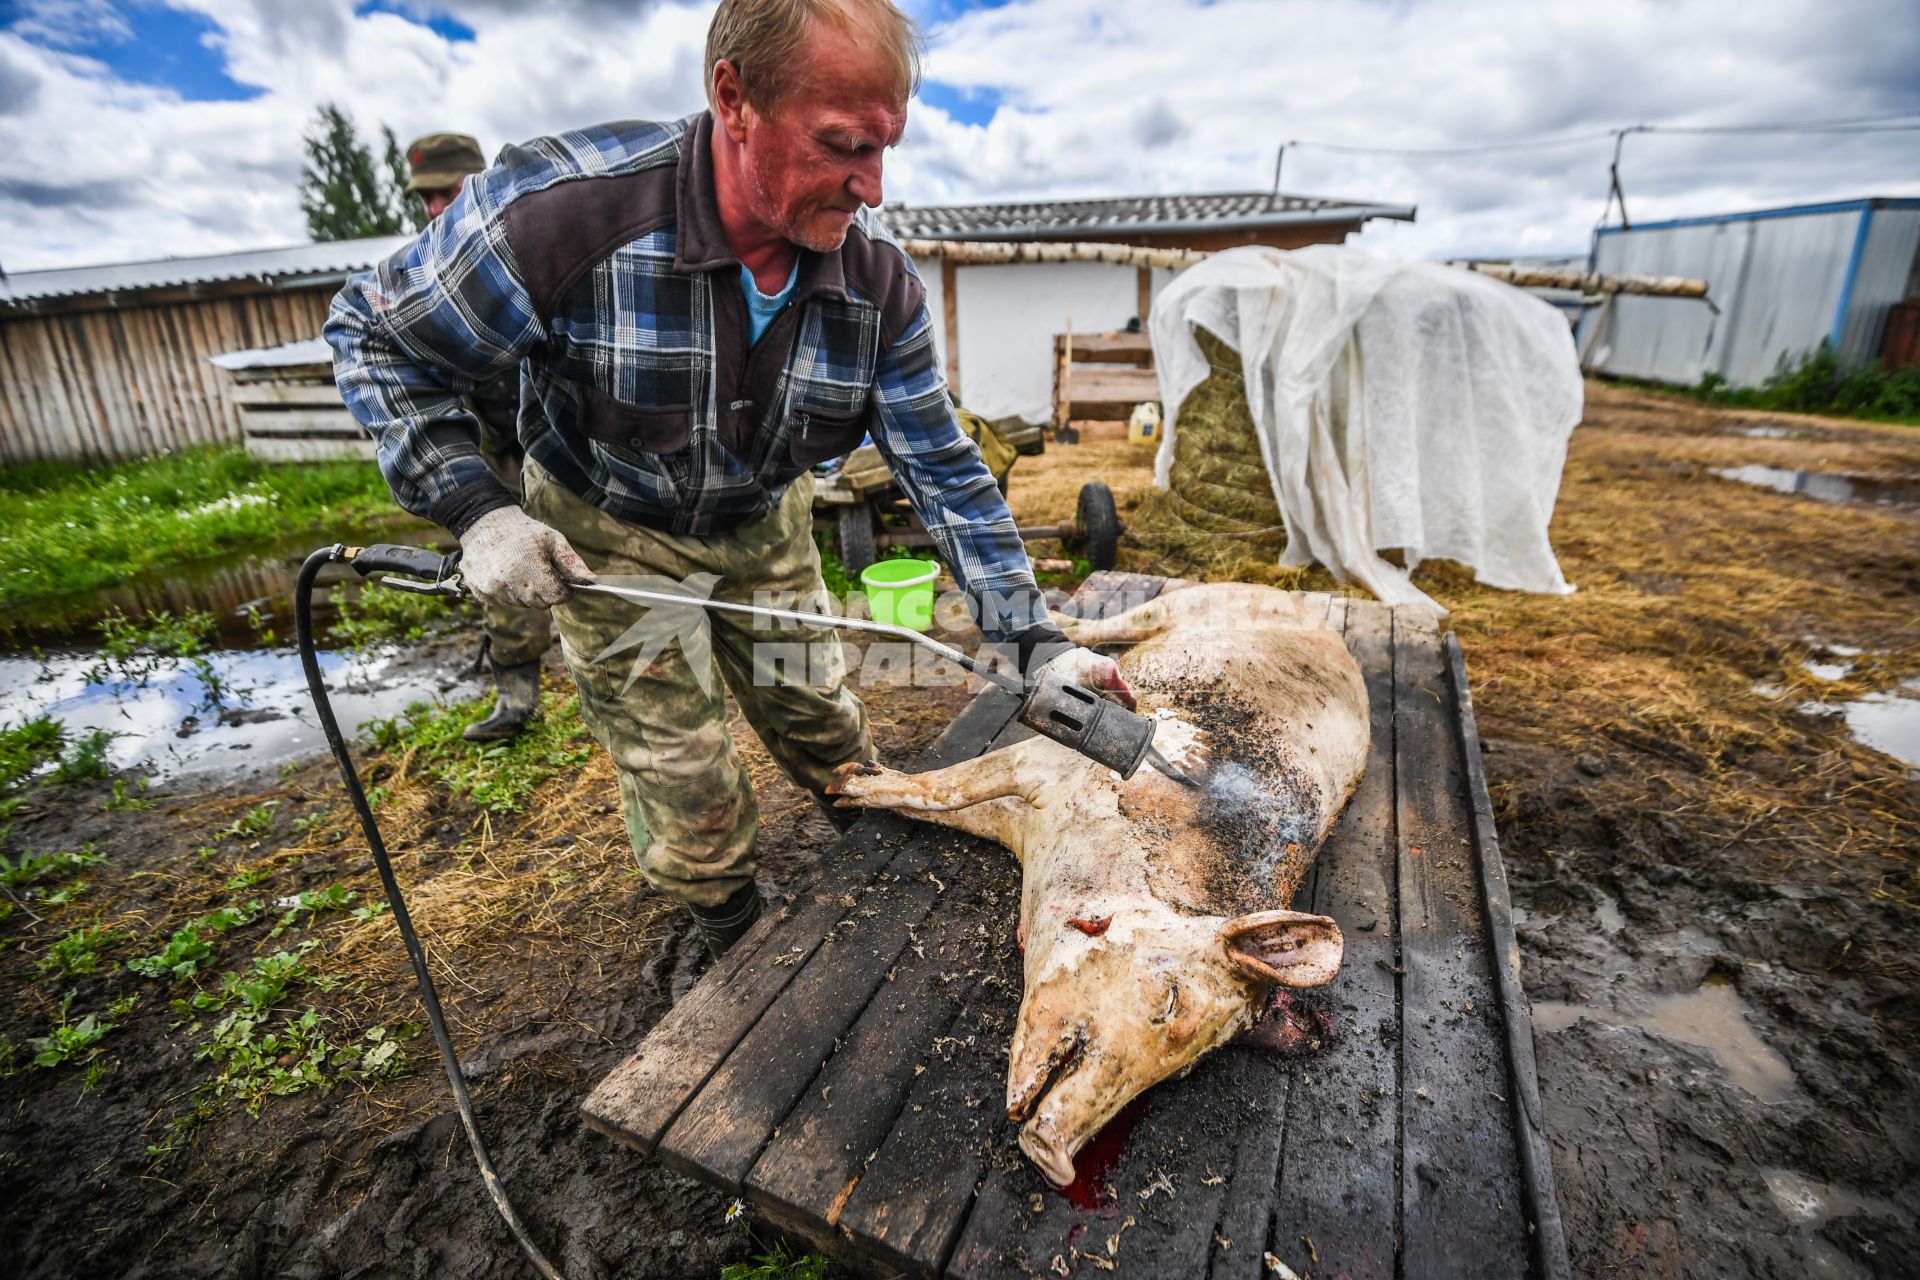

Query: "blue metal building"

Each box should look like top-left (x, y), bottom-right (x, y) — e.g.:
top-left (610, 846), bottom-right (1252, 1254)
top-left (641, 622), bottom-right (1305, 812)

top-left (1579, 197), bottom-right (1920, 388)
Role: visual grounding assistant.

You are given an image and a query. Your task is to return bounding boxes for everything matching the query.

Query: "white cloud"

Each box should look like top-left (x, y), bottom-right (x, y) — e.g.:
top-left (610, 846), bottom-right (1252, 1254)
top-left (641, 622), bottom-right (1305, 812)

top-left (1, 0), bottom-right (1916, 272)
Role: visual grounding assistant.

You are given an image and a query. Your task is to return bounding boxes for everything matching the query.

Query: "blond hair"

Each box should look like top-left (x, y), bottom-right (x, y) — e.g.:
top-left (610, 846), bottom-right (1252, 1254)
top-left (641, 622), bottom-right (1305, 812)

top-left (705, 0), bottom-right (922, 115)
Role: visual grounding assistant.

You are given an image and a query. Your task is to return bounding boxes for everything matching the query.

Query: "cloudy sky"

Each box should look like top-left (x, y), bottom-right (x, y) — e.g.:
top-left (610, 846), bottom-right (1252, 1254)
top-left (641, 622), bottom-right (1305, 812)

top-left (1, 0), bottom-right (1916, 273)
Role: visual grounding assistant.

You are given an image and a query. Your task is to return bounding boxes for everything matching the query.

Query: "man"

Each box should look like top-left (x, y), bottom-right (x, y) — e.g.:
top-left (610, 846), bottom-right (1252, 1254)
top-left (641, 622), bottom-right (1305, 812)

top-left (328, 0), bottom-right (1130, 959)
top-left (403, 131), bottom-right (552, 742)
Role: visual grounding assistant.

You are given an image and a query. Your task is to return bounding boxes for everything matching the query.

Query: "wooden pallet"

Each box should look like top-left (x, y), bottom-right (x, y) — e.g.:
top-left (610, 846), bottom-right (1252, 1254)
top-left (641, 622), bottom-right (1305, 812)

top-left (230, 377), bottom-right (374, 462)
top-left (583, 572), bottom-right (1569, 1280)
top-left (1052, 331), bottom-right (1159, 432)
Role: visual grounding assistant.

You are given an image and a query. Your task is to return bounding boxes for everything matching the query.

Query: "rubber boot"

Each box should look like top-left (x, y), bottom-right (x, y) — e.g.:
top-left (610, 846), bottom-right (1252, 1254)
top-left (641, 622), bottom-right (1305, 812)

top-left (463, 658), bottom-right (541, 741)
top-left (689, 881), bottom-right (764, 960)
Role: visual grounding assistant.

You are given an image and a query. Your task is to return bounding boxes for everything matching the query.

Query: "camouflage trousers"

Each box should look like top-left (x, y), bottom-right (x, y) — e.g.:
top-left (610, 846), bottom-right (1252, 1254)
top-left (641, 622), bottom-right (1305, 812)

top-left (475, 432), bottom-right (554, 668)
top-left (523, 461), bottom-right (873, 908)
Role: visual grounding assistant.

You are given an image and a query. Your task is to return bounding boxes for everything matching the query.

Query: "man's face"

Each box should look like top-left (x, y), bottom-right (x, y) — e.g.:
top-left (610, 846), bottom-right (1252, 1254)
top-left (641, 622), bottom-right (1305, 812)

top-left (417, 173), bottom-right (467, 221)
top-left (737, 22), bottom-right (906, 252)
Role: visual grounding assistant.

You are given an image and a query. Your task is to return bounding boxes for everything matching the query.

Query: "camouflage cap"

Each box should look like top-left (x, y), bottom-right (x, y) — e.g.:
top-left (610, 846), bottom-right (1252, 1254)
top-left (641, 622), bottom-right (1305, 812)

top-left (404, 133), bottom-right (485, 192)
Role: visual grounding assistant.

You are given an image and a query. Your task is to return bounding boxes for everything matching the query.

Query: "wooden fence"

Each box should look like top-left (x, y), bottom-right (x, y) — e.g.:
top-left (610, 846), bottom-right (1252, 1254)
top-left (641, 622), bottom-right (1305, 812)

top-left (0, 286), bottom-right (335, 467)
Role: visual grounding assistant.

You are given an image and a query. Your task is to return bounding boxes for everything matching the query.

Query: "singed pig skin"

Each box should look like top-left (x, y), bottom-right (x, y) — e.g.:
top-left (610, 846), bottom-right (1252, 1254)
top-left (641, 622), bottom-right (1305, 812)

top-left (827, 584), bottom-right (1368, 1185)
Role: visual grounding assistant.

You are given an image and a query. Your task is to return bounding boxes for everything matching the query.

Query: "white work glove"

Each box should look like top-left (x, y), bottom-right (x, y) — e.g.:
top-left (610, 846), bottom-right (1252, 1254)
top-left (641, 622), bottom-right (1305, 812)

top-left (1033, 645), bottom-right (1137, 711)
top-left (457, 507), bottom-right (593, 609)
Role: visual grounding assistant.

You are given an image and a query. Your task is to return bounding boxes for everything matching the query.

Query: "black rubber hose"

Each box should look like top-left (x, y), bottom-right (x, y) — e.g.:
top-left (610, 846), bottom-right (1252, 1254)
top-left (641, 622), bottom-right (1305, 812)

top-left (295, 546), bottom-right (562, 1279)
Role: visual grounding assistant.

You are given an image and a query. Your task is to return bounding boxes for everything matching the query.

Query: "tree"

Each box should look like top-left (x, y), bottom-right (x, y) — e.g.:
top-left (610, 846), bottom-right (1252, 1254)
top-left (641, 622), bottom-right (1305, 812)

top-left (298, 103), bottom-right (424, 241)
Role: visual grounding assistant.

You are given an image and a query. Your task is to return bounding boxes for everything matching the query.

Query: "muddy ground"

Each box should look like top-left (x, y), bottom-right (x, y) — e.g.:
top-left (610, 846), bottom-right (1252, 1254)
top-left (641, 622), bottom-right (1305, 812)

top-left (2, 381), bottom-right (1917, 1278)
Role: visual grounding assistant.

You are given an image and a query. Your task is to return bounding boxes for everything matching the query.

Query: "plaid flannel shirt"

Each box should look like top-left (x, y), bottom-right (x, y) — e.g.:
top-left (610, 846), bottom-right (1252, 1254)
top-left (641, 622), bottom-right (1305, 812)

top-left (325, 111), bottom-right (1053, 644)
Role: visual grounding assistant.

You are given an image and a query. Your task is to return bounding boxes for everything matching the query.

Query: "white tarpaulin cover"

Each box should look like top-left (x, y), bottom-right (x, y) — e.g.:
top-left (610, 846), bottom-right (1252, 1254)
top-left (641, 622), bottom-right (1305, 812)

top-left (1150, 245), bottom-right (1584, 616)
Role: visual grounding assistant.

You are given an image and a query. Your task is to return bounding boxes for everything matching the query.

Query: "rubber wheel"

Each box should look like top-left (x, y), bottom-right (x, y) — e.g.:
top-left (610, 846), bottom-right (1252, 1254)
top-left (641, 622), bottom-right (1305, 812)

top-left (838, 503), bottom-right (877, 577)
top-left (1072, 481), bottom-right (1119, 571)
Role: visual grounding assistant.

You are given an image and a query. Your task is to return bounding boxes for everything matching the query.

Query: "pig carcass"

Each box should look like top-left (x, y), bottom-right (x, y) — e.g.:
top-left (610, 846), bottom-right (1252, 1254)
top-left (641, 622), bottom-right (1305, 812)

top-left (827, 583), bottom-right (1370, 1185)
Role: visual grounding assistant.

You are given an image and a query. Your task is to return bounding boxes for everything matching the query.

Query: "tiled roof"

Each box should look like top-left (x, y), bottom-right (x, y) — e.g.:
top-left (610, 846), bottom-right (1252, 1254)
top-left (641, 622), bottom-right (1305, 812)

top-left (880, 191), bottom-right (1414, 241)
top-left (1, 236), bottom-right (411, 306)
top-left (2, 189), bottom-right (1416, 307)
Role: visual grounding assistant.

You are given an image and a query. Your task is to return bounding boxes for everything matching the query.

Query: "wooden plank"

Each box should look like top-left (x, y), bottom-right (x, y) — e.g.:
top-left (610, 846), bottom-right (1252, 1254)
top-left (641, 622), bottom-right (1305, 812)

top-left (1444, 633), bottom-right (1572, 1280)
top-left (581, 689), bottom-right (1023, 1156)
top-left (1063, 369), bottom-right (1160, 404)
top-left (742, 836), bottom-right (1014, 1228)
top-left (231, 381), bottom-right (348, 407)
top-left (654, 833), bottom-right (948, 1188)
top-left (1392, 611), bottom-right (1529, 1278)
top-left (1245, 598), bottom-right (1401, 1280)
top-left (245, 435), bottom-right (378, 462)
top-left (1066, 569), bottom-right (1192, 623)
top-left (942, 257), bottom-right (962, 402)
top-left (239, 407), bottom-right (364, 435)
top-left (1137, 267), bottom-right (1153, 329)
top-left (1065, 331), bottom-right (1152, 363)
top-left (832, 901), bottom-right (1022, 1276)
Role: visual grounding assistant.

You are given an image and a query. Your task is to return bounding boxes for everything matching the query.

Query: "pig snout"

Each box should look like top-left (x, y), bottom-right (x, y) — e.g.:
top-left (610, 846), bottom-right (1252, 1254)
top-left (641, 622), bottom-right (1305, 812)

top-left (1003, 917), bottom-right (1263, 1186)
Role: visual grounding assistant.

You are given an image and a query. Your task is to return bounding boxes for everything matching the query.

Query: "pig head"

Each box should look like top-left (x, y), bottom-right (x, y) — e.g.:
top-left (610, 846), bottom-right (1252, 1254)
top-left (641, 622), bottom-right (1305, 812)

top-left (1005, 899), bottom-right (1342, 1184)
top-left (827, 583), bottom-right (1367, 1185)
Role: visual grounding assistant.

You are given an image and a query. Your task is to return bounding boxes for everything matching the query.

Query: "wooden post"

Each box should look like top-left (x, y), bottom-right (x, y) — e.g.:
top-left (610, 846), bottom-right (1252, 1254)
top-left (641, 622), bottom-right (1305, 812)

top-left (1137, 265), bottom-right (1153, 328)
top-left (1578, 291), bottom-right (1616, 372)
top-left (941, 256), bottom-right (961, 402)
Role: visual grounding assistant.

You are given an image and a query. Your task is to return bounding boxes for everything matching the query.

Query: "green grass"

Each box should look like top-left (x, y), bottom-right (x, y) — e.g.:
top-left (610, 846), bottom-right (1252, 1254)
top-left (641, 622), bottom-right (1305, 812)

top-left (721, 1240), bottom-right (841, 1280)
top-left (1633, 343), bottom-right (1920, 425)
top-left (0, 444), bottom-right (401, 609)
top-left (0, 843), bottom-right (106, 888)
top-left (0, 717), bottom-right (65, 792)
top-left (327, 580), bottom-right (466, 648)
top-left (128, 901), bottom-right (261, 982)
top-left (367, 691), bottom-right (594, 815)
top-left (37, 923), bottom-right (130, 976)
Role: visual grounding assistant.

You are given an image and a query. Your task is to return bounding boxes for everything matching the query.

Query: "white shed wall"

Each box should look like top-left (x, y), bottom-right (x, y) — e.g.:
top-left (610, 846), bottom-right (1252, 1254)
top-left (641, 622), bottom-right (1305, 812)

top-left (907, 255), bottom-right (1173, 422)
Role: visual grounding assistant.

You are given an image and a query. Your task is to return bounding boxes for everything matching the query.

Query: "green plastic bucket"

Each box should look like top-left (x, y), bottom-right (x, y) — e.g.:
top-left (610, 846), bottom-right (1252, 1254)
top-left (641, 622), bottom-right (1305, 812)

top-left (860, 558), bottom-right (940, 632)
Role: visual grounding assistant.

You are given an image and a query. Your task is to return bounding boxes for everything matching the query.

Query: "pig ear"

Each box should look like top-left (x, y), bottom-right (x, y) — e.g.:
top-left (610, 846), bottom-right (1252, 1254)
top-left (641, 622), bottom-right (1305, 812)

top-left (1219, 910), bottom-right (1343, 988)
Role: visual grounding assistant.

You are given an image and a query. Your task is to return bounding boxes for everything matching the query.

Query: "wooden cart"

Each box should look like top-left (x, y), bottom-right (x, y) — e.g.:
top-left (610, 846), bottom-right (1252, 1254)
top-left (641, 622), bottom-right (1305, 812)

top-left (813, 417), bottom-right (1120, 578)
top-left (584, 572), bottom-right (1570, 1280)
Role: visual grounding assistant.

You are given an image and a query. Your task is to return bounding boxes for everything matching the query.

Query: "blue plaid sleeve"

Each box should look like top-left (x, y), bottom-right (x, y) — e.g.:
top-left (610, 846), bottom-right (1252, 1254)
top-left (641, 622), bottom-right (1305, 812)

top-left (866, 307), bottom-right (1051, 644)
top-left (324, 169), bottom-right (544, 535)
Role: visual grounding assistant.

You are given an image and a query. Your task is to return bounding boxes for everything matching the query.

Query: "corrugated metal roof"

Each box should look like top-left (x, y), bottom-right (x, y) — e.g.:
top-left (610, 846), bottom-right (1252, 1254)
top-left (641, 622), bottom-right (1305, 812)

top-left (880, 191), bottom-right (1415, 241)
top-left (0, 236), bottom-right (410, 305)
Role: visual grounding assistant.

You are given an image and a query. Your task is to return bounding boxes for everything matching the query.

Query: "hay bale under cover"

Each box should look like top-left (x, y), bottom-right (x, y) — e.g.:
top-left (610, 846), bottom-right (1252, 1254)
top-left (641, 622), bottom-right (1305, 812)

top-left (1132, 327), bottom-right (1293, 576)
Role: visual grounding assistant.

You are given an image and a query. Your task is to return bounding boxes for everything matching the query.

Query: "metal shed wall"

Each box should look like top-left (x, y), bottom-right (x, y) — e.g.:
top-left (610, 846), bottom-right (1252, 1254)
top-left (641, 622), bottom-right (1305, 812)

top-left (1583, 199), bottom-right (1920, 388)
top-left (1839, 206), bottom-right (1920, 362)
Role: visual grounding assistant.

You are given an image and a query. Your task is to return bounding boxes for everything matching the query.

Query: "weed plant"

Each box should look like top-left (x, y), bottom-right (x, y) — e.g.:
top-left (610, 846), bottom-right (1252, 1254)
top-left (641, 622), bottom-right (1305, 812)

top-left (37, 924), bottom-right (130, 976)
top-left (367, 691), bottom-right (594, 815)
top-left (721, 1240), bottom-right (841, 1280)
top-left (0, 445), bottom-right (400, 609)
top-left (30, 992), bottom-right (138, 1068)
top-left (327, 580), bottom-right (466, 649)
top-left (1665, 344), bottom-right (1920, 424)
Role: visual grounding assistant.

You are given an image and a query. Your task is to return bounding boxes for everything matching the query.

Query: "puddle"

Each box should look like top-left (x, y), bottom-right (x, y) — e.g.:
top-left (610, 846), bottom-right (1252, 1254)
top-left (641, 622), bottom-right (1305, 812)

top-left (0, 520), bottom-right (440, 651)
top-left (1833, 678), bottom-right (1920, 770)
top-left (1712, 464), bottom-right (1920, 508)
top-left (1532, 974), bottom-right (1798, 1104)
top-left (1761, 1167), bottom-right (1904, 1279)
top-left (0, 645), bottom-right (476, 782)
top-left (1515, 895), bottom-right (1623, 935)
top-left (1724, 422), bottom-right (1814, 440)
top-left (0, 529), bottom-right (483, 781)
